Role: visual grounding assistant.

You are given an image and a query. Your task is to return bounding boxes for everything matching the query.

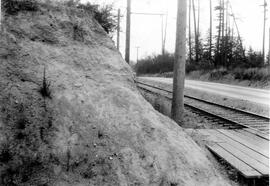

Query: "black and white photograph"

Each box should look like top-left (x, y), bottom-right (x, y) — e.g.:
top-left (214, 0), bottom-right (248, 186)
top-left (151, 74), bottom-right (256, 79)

top-left (0, 0), bottom-right (269, 185)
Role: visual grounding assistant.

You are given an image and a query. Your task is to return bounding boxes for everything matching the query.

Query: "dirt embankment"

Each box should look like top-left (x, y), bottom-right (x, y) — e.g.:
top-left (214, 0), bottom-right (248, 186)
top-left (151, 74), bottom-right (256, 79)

top-left (0, 3), bottom-right (230, 186)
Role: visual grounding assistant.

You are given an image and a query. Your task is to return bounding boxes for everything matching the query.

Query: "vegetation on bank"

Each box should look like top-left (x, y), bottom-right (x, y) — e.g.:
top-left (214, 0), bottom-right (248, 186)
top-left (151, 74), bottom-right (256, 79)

top-left (134, 51), bottom-right (270, 87)
top-left (2, 0), bottom-right (118, 35)
top-left (135, 0), bottom-right (269, 86)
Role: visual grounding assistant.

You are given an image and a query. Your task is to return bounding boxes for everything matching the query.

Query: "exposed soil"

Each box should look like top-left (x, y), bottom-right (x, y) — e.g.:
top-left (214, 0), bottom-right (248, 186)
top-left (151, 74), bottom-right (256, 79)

top-left (0, 2), bottom-right (231, 186)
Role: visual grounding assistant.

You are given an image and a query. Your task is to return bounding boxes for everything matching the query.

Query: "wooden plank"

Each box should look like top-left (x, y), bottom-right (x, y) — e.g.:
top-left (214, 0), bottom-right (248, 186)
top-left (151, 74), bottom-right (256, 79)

top-left (219, 143), bottom-right (269, 176)
top-left (234, 129), bottom-right (269, 143)
top-left (217, 129), bottom-right (269, 158)
top-left (207, 144), bottom-right (262, 178)
top-left (228, 130), bottom-right (269, 151)
top-left (196, 129), bottom-right (226, 143)
top-left (243, 128), bottom-right (269, 140)
top-left (205, 130), bottom-right (269, 167)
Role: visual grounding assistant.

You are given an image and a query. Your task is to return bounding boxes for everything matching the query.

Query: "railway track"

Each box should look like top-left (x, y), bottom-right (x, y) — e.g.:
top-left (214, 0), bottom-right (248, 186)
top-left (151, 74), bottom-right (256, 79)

top-left (136, 80), bottom-right (270, 135)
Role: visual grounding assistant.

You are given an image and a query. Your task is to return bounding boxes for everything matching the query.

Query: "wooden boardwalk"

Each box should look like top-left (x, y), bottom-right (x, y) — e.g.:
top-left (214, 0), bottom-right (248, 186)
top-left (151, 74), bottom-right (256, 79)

top-left (192, 129), bottom-right (269, 179)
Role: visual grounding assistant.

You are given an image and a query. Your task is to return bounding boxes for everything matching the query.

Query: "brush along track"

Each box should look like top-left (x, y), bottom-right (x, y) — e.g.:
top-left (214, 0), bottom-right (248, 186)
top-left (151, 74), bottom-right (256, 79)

top-left (136, 80), bottom-right (270, 134)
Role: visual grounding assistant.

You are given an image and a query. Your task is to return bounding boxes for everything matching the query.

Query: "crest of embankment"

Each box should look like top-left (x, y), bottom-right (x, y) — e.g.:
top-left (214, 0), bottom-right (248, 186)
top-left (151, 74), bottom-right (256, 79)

top-left (0, 2), bottom-right (230, 185)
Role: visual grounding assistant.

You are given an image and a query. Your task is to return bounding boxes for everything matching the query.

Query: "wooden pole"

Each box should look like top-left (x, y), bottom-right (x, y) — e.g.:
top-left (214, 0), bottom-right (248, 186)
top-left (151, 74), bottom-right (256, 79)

top-left (171, 0), bottom-right (187, 124)
top-left (0, 0), bottom-right (2, 30)
top-left (125, 0), bottom-right (131, 64)
top-left (117, 9), bottom-right (121, 50)
top-left (262, 0), bottom-right (266, 64)
top-left (268, 27), bottom-right (270, 65)
top-left (136, 46), bottom-right (140, 63)
top-left (163, 13), bottom-right (168, 55)
top-left (161, 15), bottom-right (164, 55)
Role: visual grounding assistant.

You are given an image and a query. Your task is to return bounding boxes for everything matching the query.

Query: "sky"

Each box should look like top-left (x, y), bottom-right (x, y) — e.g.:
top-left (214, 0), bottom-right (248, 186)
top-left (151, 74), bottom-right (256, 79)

top-left (82, 0), bottom-right (269, 62)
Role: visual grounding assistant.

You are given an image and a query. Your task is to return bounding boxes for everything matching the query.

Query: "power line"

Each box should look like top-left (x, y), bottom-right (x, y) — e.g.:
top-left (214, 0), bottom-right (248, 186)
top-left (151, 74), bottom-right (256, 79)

top-left (131, 12), bottom-right (165, 16)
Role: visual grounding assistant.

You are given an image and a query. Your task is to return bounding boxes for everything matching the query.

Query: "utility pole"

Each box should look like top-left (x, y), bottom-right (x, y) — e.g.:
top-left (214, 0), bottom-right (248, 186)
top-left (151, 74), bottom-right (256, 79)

top-left (221, 0), bottom-right (225, 66)
top-left (262, 0), bottom-right (267, 64)
top-left (268, 27), bottom-right (270, 64)
top-left (172, 0), bottom-right (187, 124)
top-left (117, 9), bottom-right (121, 50)
top-left (163, 12), bottom-right (168, 55)
top-left (161, 14), bottom-right (168, 55)
top-left (0, 0), bottom-right (2, 30)
top-left (188, 0), bottom-right (192, 62)
top-left (136, 46), bottom-right (140, 63)
top-left (224, 0), bottom-right (229, 66)
top-left (125, 0), bottom-right (131, 64)
top-left (161, 15), bottom-right (164, 55)
top-left (230, 3), bottom-right (245, 58)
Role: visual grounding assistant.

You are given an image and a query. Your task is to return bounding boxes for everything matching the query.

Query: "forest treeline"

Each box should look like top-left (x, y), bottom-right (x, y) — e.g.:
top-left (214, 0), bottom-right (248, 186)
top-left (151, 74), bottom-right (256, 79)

top-left (135, 0), bottom-right (269, 82)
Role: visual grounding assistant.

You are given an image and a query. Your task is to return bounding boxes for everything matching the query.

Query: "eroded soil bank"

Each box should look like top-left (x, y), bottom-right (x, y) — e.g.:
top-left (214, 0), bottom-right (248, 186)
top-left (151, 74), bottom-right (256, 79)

top-left (0, 2), bottom-right (231, 186)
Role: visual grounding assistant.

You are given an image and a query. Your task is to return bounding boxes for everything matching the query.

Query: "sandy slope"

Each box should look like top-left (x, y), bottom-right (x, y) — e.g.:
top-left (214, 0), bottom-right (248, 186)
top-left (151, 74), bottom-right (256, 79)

top-left (0, 3), bottom-right (230, 186)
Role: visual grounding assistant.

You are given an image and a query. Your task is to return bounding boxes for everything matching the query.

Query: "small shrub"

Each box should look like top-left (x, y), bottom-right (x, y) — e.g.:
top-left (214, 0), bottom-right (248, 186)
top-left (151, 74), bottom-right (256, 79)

top-left (234, 67), bottom-right (270, 81)
top-left (82, 165), bottom-right (96, 179)
top-left (209, 68), bottom-right (228, 80)
top-left (0, 144), bottom-right (12, 163)
top-left (39, 67), bottom-right (52, 99)
top-left (3, 0), bottom-right (39, 15)
top-left (73, 24), bottom-right (85, 42)
top-left (77, 3), bottom-right (117, 34)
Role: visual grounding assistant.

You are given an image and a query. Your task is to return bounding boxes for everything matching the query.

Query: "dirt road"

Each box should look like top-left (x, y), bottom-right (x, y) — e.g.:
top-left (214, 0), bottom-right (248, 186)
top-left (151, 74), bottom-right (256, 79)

top-left (138, 77), bottom-right (270, 106)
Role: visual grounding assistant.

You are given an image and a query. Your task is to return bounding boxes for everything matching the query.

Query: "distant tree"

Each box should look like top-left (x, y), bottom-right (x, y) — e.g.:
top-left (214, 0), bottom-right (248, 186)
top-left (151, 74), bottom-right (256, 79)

top-left (246, 47), bottom-right (264, 68)
top-left (214, 0), bottom-right (223, 67)
top-left (192, 0), bottom-right (198, 62)
top-left (209, 0), bottom-right (213, 61)
top-left (188, 0), bottom-right (192, 62)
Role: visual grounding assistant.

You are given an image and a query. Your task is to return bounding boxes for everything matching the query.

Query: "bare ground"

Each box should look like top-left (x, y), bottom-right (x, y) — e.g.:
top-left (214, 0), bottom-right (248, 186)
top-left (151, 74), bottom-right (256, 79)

top-left (0, 2), bottom-right (231, 186)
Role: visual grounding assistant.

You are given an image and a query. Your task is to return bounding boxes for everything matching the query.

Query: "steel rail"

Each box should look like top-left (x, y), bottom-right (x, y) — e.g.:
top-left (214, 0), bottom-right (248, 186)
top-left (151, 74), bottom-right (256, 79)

top-left (136, 80), bottom-right (270, 136)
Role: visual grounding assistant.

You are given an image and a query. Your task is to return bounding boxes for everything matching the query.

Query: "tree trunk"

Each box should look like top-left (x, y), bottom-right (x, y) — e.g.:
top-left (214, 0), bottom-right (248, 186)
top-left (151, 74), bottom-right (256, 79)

top-left (216, 0), bottom-right (222, 66)
top-left (192, 0), bottom-right (198, 62)
top-left (172, 0), bottom-right (187, 124)
top-left (197, 0), bottom-right (200, 37)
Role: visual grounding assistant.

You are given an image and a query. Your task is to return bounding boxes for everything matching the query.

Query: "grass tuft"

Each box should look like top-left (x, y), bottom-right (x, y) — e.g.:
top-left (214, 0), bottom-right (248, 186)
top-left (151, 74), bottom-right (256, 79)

top-left (39, 67), bottom-right (52, 99)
